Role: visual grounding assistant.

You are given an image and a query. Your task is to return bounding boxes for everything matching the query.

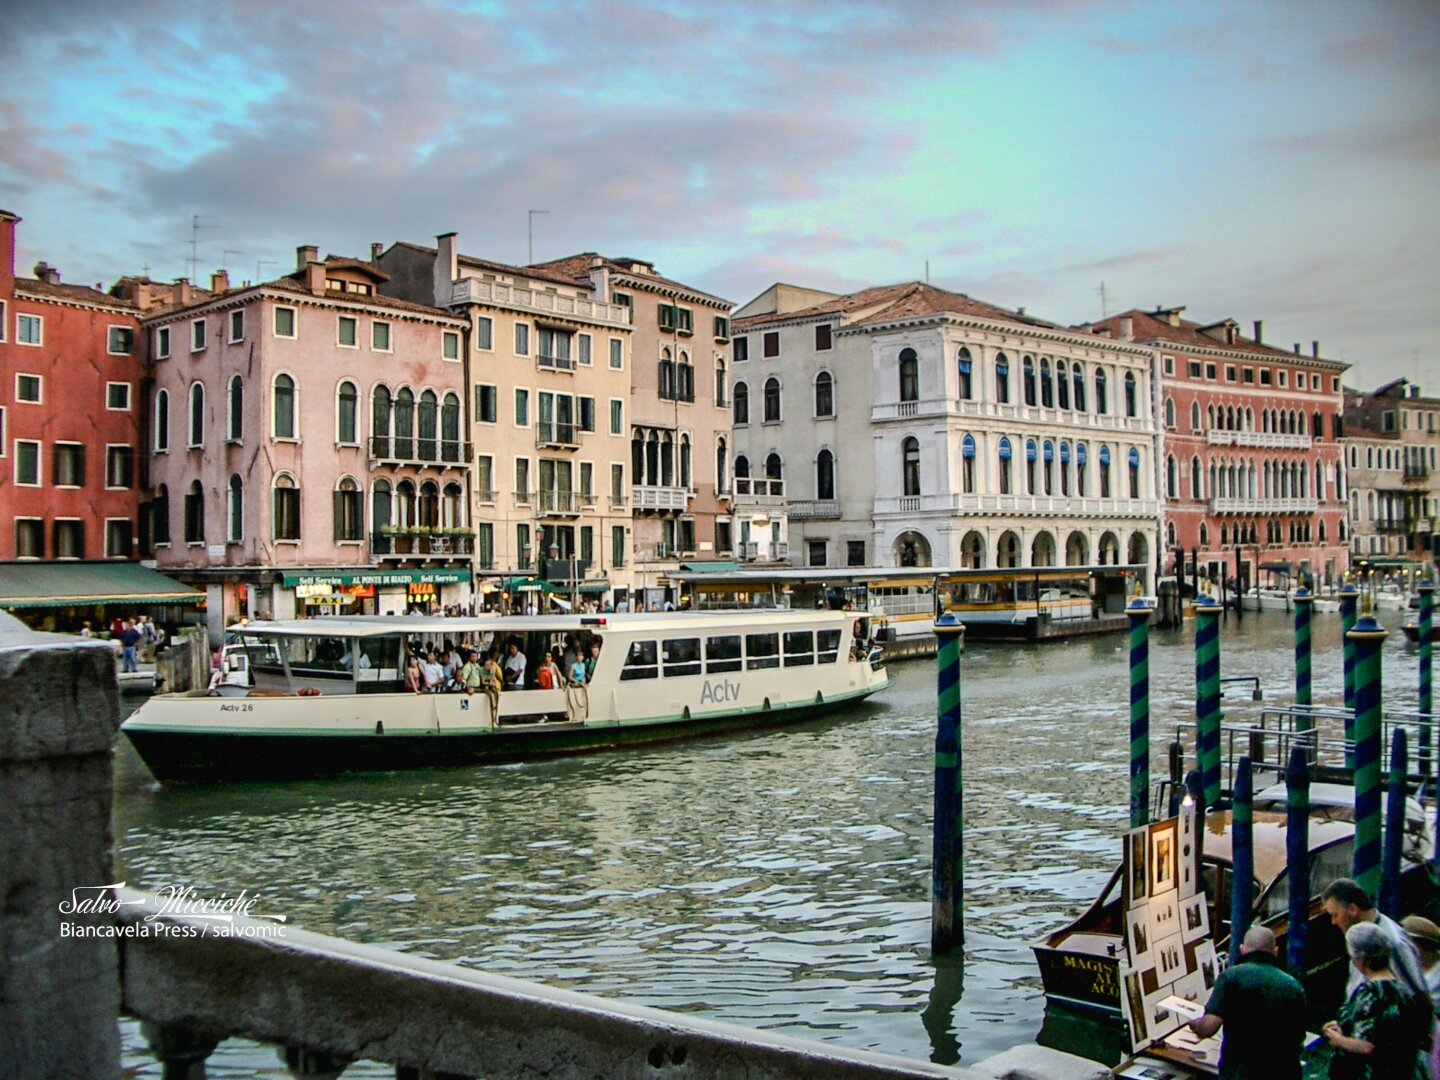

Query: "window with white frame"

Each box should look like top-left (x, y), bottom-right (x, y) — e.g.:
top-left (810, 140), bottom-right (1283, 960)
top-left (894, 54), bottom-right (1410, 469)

top-left (227, 474), bottom-right (244, 542)
top-left (0, 300), bottom-right (6, 341)
top-left (154, 389), bottom-right (170, 452)
top-left (14, 440), bottom-right (41, 486)
top-left (106, 383), bottom-right (131, 411)
top-left (442, 330), bottom-right (460, 360)
top-left (105, 445), bottom-right (134, 489)
top-left (108, 326), bottom-right (135, 354)
top-left (514, 388), bottom-right (530, 428)
top-left (15, 519), bottom-right (43, 557)
top-left (228, 310), bottom-right (244, 343)
top-left (54, 520), bottom-right (84, 559)
top-left (104, 519), bottom-right (132, 559)
top-left (609, 399), bottom-right (624, 435)
top-left (17, 313), bottom-right (42, 346)
top-left (578, 333), bottom-right (592, 365)
top-left (0, 406), bottom-right (5, 453)
top-left (515, 323), bottom-right (530, 355)
top-left (188, 383), bottom-right (205, 447)
top-left (337, 315), bottom-right (358, 347)
top-left (153, 325), bottom-right (171, 358)
top-left (475, 384), bottom-right (497, 423)
top-left (273, 474), bottom-right (301, 540)
top-left (372, 320), bottom-right (391, 351)
top-left (190, 319), bottom-right (207, 351)
top-left (609, 338), bottom-right (623, 369)
top-left (54, 442), bottom-right (84, 487)
top-left (273, 374), bottom-right (297, 438)
top-left (474, 316), bottom-right (493, 350)
top-left (227, 375), bottom-right (243, 441)
top-left (16, 373), bottom-right (42, 403)
top-left (274, 306), bottom-right (297, 337)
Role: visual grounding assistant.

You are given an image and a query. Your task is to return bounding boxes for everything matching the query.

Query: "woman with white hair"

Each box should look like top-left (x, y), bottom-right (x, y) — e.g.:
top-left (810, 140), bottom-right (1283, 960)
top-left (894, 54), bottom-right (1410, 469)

top-left (1322, 920), bottom-right (1430, 1079)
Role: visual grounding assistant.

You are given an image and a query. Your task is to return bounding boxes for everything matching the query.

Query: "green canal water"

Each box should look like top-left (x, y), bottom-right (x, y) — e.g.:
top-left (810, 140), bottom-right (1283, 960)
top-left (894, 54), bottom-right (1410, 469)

top-left (112, 608), bottom-right (1423, 1073)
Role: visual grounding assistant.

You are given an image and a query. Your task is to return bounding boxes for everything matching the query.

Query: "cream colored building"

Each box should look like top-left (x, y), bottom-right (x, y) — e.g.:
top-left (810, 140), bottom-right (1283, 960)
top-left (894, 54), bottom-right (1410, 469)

top-left (380, 236), bottom-right (637, 602)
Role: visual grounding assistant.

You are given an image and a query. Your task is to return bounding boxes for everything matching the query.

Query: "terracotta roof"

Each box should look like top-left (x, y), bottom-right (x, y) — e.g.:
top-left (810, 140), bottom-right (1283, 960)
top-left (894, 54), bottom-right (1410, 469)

top-left (1089, 309), bottom-right (1341, 365)
top-left (734, 281), bottom-right (1056, 333)
top-left (528, 252), bottom-right (731, 307)
top-left (265, 275), bottom-right (460, 318)
top-left (319, 256), bottom-right (390, 282)
top-left (387, 241), bottom-right (590, 291)
top-left (14, 276), bottom-right (138, 312)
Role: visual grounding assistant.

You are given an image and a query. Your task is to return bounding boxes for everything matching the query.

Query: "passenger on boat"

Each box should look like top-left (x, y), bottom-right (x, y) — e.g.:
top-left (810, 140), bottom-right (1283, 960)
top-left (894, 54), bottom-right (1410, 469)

top-left (1322, 879), bottom-right (1429, 1001)
top-left (585, 642), bottom-right (600, 683)
top-left (1323, 922), bottom-right (1432, 1080)
top-left (1188, 925), bottom-right (1306, 1080)
top-left (503, 641), bottom-right (527, 689)
top-left (458, 650), bottom-right (485, 696)
top-left (1401, 916), bottom-right (1440, 1009)
top-left (422, 652), bottom-right (445, 693)
top-left (404, 656), bottom-right (424, 695)
top-left (536, 651), bottom-right (563, 690)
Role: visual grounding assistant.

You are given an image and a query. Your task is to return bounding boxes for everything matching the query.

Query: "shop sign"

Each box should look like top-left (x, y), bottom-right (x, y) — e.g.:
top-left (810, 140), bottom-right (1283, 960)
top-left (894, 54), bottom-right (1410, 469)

top-left (280, 569), bottom-right (467, 588)
top-left (408, 583), bottom-right (438, 602)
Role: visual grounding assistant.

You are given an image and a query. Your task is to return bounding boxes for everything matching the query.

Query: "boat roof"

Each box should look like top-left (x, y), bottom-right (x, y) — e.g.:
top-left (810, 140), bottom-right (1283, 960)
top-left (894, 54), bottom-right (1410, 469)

top-left (1254, 781), bottom-right (1427, 823)
top-left (1202, 810), bottom-right (1354, 883)
top-left (230, 610), bottom-right (860, 639)
top-left (666, 563), bottom-right (1148, 586)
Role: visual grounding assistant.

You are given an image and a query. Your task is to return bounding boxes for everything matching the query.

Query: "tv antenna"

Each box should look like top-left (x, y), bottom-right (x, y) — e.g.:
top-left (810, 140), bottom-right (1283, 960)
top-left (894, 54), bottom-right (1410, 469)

top-left (1098, 280), bottom-right (1110, 319)
top-left (256, 260), bottom-right (278, 284)
top-left (187, 214), bottom-right (216, 282)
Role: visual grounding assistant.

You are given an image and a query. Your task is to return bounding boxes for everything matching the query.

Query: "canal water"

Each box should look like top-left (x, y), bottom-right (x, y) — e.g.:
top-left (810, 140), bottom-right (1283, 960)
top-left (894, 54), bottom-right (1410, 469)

top-left (112, 608), bottom-right (1423, 1073)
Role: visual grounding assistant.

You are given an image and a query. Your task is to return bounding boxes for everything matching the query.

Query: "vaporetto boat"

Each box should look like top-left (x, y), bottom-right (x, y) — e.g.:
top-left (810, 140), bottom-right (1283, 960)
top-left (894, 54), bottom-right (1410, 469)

top-left (122, 611), bottom-right (890, 781)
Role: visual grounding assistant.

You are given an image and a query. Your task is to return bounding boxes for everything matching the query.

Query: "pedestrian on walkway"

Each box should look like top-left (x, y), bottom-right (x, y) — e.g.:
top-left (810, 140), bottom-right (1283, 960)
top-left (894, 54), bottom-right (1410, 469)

top-left (119, 620), bottom-right (142, 673)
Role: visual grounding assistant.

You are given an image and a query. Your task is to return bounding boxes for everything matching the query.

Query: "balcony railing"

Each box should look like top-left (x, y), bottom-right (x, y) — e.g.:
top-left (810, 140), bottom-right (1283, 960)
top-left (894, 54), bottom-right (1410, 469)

top-left (733, 477), bottom-right (785, 498)
top-left (788, 499), bottom-right (841, 520)
top-left (535, 421), bottom-right (580, 448)
top-left (368, 436), bottom-right (473, 466)
top-left (537, 353), bottom-right (575, 372)
top-left (1206, 429), bottom-right (1312, 450)
top-left (1374, 518), bottom-right (1424, 535)
top-left (873, 493), bottom-right (1160, 518)
top-left (608, 494), bottom-right (626, 510)
top-left (1208, 496), bottom-right (1318, 514)
top-left (632, 485), bottom-right (689, 511)
top-left (536, 490), bottom-right (582, 516)
top-left (739, 541), bottom-right (789, 562)
top-left (448, 276), bottom-right (632, 328)
top-left (868, 397), bottom-right (1155, 433)
top-left (370, 531), bottom-right (475, 558)
top-left (1405, 465), bottom-right (1430, 482)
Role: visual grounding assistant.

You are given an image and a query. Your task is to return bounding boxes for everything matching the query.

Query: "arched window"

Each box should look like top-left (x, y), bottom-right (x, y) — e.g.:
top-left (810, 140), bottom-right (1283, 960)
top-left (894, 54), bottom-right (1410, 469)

top-left (657, 346), bottom-right (675, 400)
top-left (154, 388), bottom-right (170, 452)
top-left (899, 348), bottom-right (919, 402)
top-left (1056, 360), bottom-right (1070, 410)
top-left (1123, 371), bottom-right (1137, 418)
top-left (1023, 356), bottom-right (1036, 406)
top-left (371, 385), bottom-right (392, 455)
top-left (764, 453), bottom-right (783, 496)
top-left (1098, 444), bottom-right (1112, 497)
top-left (417, 389), bottom-right (438, 460)
top-left (902, 437), bottom-right (920, 496)
top-left (763, 377), bottom-right (781, 422)
top-left (961, 433), bottom-right (976, 494)
top-left (1191, 401), bottom-right (1201, 431)
top-left (153, 484), bottom-right (171, 544)
top-left (441, 392), bottom-right (460, 461)
top-left (1167, 522), bottom-right (1176, 548)
top-left (1094, 369), bottom-right (1108, 414)
top-left (1025, 438), bottom-right (1038, 494)
top-left (957, 347), bottom-right (973, 400)
top-left (1164, 397), bottom-right (1176, 428)
top-left (734, 455), bottom-right (750, 501)
top-left (680, 435), bottom-right (692, 489)
top-left (1040, 358), bottom-right (1053, 408)
top-left (816, 449), bottom-right (835, 500)
top-left (227, 375), bottom-right (243, 441)
top-left (337, 381), bottom-right (358, 444)
top-left (1199, 522), bottom-right (1209, 548)
top-left (1191, 456), bottom-right (1202, 500)
top-left (418, 480), bottom-right (440, 529)
top-left (1059, 440), bottom-right (1071, 495)
top-left (1166, 455), bottom-right (1178, 499)
top-left (273, 473), bottom-right (300, 540)
top-left (1072, 363), bottom-right (1086, 412)
top-left (184, 479), bottom-right (204, 543)
top-left (1042, 439), bottom-right (1055, 494)
top-left (1127, 446), bottom-right (1141, 498)
top-left (995, 353), bottom-right (1010, 404)
top-left (716, 437), bottom-right (729, 494)
top-left (273, 374), bottom-right (296, 439)
top-left (188, 382), bottom-right (205, 447)
top-left (733, 381), bottom-right (749, 424)
top-left (715, 355), bottom-right (727, 406)
top-left (441, 482), bottom-right (464, 529)
top-left (814, 371), bottom-right (834, 417)
top-left (998, 437), bottom-right (1013, 494)
top-left (371, 479), bottom-right (392, 540)
top-left (226, 474), bottom-right (243, 543)
top-left (333, 477), bottom-right (362, 541)
top-left (394, 387), bottom-right (415, 457)
top-left (1076, 442), bottom-right (1089, 495)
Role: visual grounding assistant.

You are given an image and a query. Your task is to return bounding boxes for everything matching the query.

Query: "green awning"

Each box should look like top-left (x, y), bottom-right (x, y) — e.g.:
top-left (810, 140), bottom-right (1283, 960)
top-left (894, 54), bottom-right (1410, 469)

top-left (576, 581), bottom-right (611, 595)
top-left (0, 562), bottom-right (204, 609)
top-left (501, 576), bottom-right (554, 592)
top-left (678, 561), bottom-right (742, 572)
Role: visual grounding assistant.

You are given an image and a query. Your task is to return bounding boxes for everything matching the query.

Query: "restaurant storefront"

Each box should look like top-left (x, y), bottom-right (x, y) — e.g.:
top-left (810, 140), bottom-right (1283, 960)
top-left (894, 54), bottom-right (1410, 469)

top-left (280, 569), bottom-right (470, 616)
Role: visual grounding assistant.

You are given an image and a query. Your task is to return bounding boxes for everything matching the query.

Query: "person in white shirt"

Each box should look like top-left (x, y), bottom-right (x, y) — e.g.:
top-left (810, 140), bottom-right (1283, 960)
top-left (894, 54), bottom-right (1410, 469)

top-left (422, 652), bottom-right (445, 692)
top-left (503, 641), bottom-right (527, 690)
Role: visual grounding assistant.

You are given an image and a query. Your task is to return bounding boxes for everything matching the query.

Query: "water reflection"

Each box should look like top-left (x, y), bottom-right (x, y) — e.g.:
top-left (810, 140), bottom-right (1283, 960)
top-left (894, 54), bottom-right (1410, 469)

top-left (112, 608), bottom-right (1419, 1067)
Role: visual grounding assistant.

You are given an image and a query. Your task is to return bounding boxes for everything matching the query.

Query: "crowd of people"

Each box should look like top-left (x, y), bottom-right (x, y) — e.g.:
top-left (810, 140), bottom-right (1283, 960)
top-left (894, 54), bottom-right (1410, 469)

top-left (84, 615), bottom-right (166, 672)
top-left (1187, 877), bottom-right (1438, 1079)
top-left (398, 633), bottom-right (601, 722)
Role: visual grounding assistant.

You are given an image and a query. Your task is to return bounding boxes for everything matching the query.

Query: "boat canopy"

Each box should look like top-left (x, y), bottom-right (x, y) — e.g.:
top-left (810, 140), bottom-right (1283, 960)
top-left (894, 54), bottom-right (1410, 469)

top-left (233, 610), bottom-right (858, 640)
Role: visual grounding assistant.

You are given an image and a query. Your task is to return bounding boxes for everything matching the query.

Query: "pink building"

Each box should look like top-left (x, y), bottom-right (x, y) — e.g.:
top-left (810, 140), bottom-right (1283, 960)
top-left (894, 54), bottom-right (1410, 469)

top-left (142, 248), bottom-right (471, 638)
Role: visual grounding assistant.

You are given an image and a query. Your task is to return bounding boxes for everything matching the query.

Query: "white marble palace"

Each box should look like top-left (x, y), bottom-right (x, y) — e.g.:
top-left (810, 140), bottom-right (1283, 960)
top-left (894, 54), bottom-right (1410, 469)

top-left (729, 282), bottom-right (1162, 570)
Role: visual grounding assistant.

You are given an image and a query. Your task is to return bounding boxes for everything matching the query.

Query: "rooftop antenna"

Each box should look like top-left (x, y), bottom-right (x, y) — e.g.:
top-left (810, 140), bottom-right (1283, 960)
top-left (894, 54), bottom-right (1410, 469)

top-left (187, 214), bottom-right (216, 282)
top-left (140, 264), bottom-right (151, 278)
top-left (528, 209), bottom-right (549, 265)
top-left (1099, 280), bottom-right (1110, 319)
top-left (925, 260), bottom-right (930, 284)
top-left (222, 249), bottom-right (246, 275)
top-left (255, 259), bottom-right (278, 283)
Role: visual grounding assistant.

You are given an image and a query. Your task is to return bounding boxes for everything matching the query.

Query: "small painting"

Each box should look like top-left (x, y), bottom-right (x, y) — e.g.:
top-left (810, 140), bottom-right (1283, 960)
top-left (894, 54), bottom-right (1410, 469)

top-left (1192, 939), bottom-right (1220, 990)
top-left (1123, 969), bottom-right (1150, 1050)
top-left (1149, 820), bottom-right (1178, 896)
top-left (1181, 894), bottom-right (1208, 942)
top-left (1153, 933), bottom-right (1184, 980)
top-left (1171, 970), bottom-right (1207, 1010)
top-left (1126, 827), bottom-right (1148, 908)
top-left (1127, 908), bottom-right (1150, 959)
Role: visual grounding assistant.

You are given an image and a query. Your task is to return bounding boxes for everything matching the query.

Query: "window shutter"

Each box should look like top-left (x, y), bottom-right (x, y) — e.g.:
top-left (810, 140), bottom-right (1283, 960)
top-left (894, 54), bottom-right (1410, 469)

top-left (334, 491), bottom-right (344, 541)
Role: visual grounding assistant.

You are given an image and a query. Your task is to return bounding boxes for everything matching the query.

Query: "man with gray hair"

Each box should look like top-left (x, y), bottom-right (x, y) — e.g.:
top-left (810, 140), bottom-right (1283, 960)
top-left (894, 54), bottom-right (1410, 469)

top-left (1189, 925), bottom-right (1306, 1079)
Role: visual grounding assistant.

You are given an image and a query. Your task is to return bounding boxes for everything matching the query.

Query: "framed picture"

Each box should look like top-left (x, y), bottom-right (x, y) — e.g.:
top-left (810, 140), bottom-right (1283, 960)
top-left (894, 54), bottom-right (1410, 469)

top-left (1192, 939), bottom-right (1220, 990)
top-left (1171, 970), bottom-right (1207, 1010)
top-left (1143, 981), bottom-right (1184, 1042)
top-left (1148, 893), bottom-right (1179, 945)
top-left (1123, 970), bottom-right (1151, 1050)
top-left (1153, 933), bottom-right (1184, 980)
top-left (1178, 805), bottom-right (1198, 898)
top-left (1149, 820), bottom-right (1178, 896)
top-left (1127, 908), bottom-right (1151, 960)
top-left (1126, 827), bottom-right (1149, 908)
top-left (1181, 894), bottom-right (1208, 943)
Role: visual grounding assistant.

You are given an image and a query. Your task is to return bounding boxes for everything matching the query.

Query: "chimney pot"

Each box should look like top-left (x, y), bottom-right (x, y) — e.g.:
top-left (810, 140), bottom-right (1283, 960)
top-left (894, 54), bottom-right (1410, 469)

top-left (305, 261), bottom-right (325, 295)
top-left (1119, 316), bottom-right (1134, 341)
top-left (32, 260), bottom-right (59, 285)
top-left (1294, 343), bottom-right (1301, 354)
top-left (371, 242), bottom-right (384, 264)
top-left (1252, 320), bottom-right (1263, 343)
top-left (297, 245), bottom-right (318, 270)
top-left (1311, 340), bottom-right (1319, 358)
top-left (210, 269), bottom-right (230, 293)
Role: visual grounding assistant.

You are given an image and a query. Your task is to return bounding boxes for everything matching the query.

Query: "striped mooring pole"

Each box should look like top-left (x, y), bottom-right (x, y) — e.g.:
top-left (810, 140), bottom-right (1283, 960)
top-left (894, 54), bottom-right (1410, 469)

top-left (1293, 586), bottom-right (1313, 710)
top-left (1419, 580), bottom-right (1434, 785)
top-left (1284, 745), bottom-right (1310, 976)
top-left (1381, 728), bottom-right (1408, 919)
top-left (1340, 581), bottom-right (1360, 771)
top-left (932, 612), bottom-right (966, 954)
top-left (1348, 607), bottom-right (1387, 899)
top-left (1128, 594), bottom-right (1156, 830)
top-left (1229, 755), bottom-right (1255, 966)
top-left (1195, 591), bottom-right (1223, 809)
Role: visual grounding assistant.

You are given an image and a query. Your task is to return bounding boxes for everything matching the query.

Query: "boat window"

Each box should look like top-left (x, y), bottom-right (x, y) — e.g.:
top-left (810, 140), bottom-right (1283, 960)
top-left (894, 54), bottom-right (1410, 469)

top-left (783, 630), bottom-right (814, 666)
top-left (620, 640), bottom-right (659, 680)
top-left (1309, 839), bottom-right (1354, 897)
top-left (355, 635), bottom-right (404, 692)
top-left (662, 638), bottom-right (702, 677)
top-left (263, 635), bottom-right (369, 693)
top-left (817, 628), bottom-right (841, 664)
top-left (745, 632), bottom-right (780, 669)
top-left (706, 635), bottom-right (742, 673)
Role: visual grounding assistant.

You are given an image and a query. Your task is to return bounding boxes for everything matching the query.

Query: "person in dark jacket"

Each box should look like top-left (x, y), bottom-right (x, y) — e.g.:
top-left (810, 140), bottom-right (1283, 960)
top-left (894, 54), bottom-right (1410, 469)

top-left (1189, 925), bottom-right (1306, 1080)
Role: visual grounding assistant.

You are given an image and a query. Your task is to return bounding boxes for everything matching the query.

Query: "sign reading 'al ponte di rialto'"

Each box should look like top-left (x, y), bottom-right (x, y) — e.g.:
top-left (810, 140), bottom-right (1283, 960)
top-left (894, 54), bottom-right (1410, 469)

top-left (279, 569), bottom-right (468, 589)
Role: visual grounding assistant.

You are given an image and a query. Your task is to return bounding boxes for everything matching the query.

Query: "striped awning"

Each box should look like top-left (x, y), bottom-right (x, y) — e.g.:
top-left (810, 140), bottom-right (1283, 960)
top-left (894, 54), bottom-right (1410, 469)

top-left (0, 562), bottom-right (203, 609)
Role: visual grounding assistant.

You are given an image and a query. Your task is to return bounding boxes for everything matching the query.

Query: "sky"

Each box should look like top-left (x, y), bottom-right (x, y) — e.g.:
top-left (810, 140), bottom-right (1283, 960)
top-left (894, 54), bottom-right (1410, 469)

top-left (2, 0), bottom-right (1437, 389)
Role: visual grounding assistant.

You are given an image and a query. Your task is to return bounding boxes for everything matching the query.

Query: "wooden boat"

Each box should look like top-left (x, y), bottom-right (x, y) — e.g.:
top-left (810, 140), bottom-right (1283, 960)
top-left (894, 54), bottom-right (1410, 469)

top-left (121, 611), bottom-right (890, 782)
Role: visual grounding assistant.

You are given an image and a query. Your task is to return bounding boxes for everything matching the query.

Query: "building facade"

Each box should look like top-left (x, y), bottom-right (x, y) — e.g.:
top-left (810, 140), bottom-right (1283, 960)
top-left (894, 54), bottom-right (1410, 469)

top-left (1342, 379), bottom-right (1440, 565)
top-left (142, 247), bottom-right (473, 634)
top-left (1091, 309), bottom-right (1349, 588)
top-left (379, 235), bottom-right (637, 604)
top-left (732, 282), bottom-right (1162, 571)
top-left (0, 210), bottom-right (146, 562)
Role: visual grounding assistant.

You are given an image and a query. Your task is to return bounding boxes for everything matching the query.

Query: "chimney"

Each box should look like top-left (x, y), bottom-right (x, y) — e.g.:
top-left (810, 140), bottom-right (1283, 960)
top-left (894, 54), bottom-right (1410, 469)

top-left (210, 269), bottom-right (230, 293)
top-left (296, 245), bottom-right (318, 270)
top-left (304, 260), bottom-right (325, 295)
top-left (1252, 320), bottom-right (1263, 343)
top-left (370, 242), bottom-right (384, 264)
top-left (32, 260), bottom-right (60, 285)
top-left (1168, 310), bottom-right (1180, 327)
top-left (172, 279), bottom-right (193, 307)
top-left (1311, 340), bottom-right (1319, 358)
top-left (1016, 306), bottom-right (1026, 316)
top-left (1294, 343), bottom-right (1302, 354)
top-left (434, 232), bottom-right (458, 305)
top-left (1119, 316), bottom-right (1133, 341)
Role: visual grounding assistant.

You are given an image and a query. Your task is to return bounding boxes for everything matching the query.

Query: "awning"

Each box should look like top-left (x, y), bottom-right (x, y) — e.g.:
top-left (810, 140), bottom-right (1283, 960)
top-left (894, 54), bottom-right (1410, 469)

top-left (679, 561), bottom-right (741, 572)
top-left (502, 576), bottom-right (554, 593)
top-left (0, 562), bottom-right (204, 609)
top-left (576, 581), bottom-right (611, 595)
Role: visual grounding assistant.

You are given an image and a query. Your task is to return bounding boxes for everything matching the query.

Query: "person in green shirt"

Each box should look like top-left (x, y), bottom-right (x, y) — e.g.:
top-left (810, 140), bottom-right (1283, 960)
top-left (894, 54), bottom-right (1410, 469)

top-left (458, 650), bottom-right (484, 695)
top-left (1189, 925), bottom-right (1306, 1080)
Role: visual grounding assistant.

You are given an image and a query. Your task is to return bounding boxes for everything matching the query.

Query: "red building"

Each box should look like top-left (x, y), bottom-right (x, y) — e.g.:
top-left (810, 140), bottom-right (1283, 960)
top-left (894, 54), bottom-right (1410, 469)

top-left (1091, 308), bottom-right (1348, 588)
top-left (0, 210), bottom-right (146, 560)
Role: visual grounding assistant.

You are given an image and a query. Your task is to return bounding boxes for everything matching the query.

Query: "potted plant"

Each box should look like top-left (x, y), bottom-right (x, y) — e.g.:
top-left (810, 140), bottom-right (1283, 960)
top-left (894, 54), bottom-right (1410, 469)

top-left (380, 523), bottom-right (397, 537)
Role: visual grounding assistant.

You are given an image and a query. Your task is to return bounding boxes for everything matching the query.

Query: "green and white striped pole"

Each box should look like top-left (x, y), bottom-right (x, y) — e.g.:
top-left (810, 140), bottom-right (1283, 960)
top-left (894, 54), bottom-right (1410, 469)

top-left (1348, 605), bottom-right (1388, 898)
top-left (1128, 594), bottom-right (1155, 829)
top-left (1419, 580), bottom-right (1434, 786)
top-left (1341, 580), bottom-right (1360, 771)
top-left (1195, 591), bottom-right (1223, 809)
top-left (932, 612), bottom-right (966, 954)
top-left (1294, 586), bottom-right (1313, 709)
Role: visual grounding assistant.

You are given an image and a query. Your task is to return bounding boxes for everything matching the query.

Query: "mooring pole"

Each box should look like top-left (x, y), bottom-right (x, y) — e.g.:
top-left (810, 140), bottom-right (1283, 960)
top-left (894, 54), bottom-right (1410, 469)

top-left (1233, 545), bottom-right (1243, 623)
top-left (1129, 594), bottom-right (1155, 829)
top-left (1293, 586), bottom-right (1313, 709)
top-left (1340, 580), bottom-right (1360, 771)
top-left (932, 612), bottom-right (966, 954)
top-left (1348, 604), bottom-right (1387, 899)
top-left (1229, 756), bottom-right (1254, 966)
top-left (1419, 580), bottom-right (1434, 787)
top-left (1195, 592), bottom-right (1223, 808)
top-left (1381, 728), bottom-right (1408, 920)
top-left (1284, 745), bottom-right (1310, 976)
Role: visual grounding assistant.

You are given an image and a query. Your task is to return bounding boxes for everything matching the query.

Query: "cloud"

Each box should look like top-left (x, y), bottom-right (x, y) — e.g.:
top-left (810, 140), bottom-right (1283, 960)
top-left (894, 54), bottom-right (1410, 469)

top-left (0, 99), bottom-right (79, 190)
top-left (1263, 118), bottom-right (1440, 162)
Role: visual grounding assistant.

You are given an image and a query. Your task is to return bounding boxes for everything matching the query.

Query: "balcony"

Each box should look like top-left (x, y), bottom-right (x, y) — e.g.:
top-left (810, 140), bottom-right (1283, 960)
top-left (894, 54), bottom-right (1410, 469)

top-left (739, 541), bottom-right (789, 562)
top-left (1405, 464), bottom-right (1430, 482)
top-left (632, 485), bottom-right (689, 511)
top-left (872, 397), bottom-right (1156, 434)
top-left (448, 276), bottom-right (631, 328)
top-left (370, 530), bottom-right (475, 559)
top-left (731, 478), bottom-right (786, 513)
top-left (536, 353), bottom-right (575, 373)
top-left (871, 398), bottom-right (947, 422)
top-left (536, 490), bottom-right (582, 517)
top-left (1206, 430), bottom-right (1312, 450)
top-left (873, 493), bottom-right (1160, 519)
top-left (535, 421), bottom-right (581, 448)
top-left (788, 499), bottom-right (841, 520)
top-left (368, 437), bottom-right (473, 467)
top-left (1208, 496), bottom-right (1318, 514)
